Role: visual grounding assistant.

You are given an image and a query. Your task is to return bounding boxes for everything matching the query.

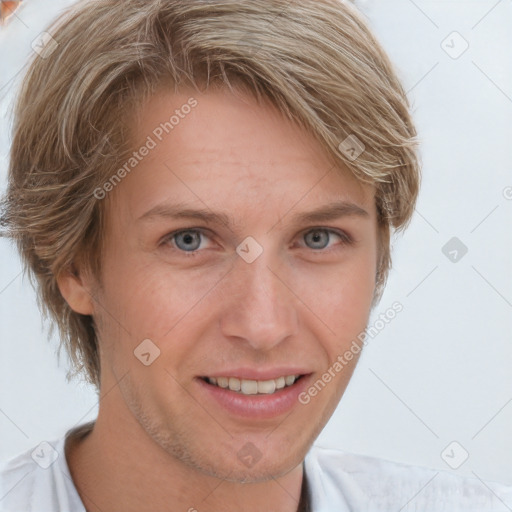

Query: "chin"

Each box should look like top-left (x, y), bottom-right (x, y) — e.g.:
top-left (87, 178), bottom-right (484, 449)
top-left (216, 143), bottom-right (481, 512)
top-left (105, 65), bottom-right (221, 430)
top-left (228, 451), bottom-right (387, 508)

top-left (202, 456), bottom-right (303, 484)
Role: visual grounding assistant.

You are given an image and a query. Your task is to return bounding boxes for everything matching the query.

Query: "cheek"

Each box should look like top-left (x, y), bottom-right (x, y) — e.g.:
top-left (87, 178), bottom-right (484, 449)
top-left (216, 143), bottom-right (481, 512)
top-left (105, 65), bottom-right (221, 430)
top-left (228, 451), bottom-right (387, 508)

top-left (295, 253), bottom-right (376, 353)
top-left (307, 253), bottom-right (376, 313)
top-left (344, 253), bottom-right (377, 309)
top-left (95, 254), bottom-right (224, 354)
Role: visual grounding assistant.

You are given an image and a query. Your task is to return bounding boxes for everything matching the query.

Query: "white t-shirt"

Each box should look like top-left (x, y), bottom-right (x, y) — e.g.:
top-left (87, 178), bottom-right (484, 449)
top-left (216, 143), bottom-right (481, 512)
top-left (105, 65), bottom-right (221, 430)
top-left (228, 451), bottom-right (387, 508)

top-left (1, 422), bottom-right (511, 511)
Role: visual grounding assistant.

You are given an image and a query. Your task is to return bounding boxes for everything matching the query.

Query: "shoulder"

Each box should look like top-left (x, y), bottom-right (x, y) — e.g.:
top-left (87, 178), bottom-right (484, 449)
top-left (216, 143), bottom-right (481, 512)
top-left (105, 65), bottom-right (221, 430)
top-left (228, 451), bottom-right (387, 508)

top-left (0, 425), bottom-right (91, 512)
top-left (304, 444), bottom-right (512, 511)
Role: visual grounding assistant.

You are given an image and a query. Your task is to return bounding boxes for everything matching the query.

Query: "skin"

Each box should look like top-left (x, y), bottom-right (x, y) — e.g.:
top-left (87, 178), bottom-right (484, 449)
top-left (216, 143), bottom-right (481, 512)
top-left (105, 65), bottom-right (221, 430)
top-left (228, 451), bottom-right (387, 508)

top-left (58, 85), bottom-right (379, 512)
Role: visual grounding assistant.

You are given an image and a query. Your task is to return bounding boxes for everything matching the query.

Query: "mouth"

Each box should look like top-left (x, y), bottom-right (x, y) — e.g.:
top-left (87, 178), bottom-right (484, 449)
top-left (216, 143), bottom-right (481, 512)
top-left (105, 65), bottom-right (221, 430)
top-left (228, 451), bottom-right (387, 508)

top-left (196, 372), bottom-right (313, 419)
top-left (200, 374), bottom-right (305, 396)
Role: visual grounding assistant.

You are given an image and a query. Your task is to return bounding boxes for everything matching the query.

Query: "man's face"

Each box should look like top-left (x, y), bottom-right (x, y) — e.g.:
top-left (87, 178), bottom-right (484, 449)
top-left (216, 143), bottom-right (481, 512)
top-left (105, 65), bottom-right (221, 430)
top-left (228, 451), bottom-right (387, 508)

top-left (90, 86), bottom-right (378, 482)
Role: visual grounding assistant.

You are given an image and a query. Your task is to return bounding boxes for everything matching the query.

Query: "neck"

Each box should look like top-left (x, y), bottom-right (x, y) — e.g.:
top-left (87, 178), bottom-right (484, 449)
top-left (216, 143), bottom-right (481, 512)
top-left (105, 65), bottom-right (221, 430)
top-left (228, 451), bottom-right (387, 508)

top-left (65, 411), bottom-right (309, 512)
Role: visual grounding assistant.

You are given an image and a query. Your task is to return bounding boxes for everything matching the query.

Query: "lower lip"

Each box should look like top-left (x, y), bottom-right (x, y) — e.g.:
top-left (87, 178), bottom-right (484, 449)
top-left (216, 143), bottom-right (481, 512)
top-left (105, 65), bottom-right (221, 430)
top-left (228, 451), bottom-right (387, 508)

top-left (196, 375), bottom-right (313, 420)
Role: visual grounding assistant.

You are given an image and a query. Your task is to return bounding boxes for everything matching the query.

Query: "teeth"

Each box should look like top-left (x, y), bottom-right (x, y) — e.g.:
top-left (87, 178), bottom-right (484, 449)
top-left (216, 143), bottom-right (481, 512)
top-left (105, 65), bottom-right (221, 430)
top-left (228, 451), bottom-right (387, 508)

top-left (205, 375), bottom-right (300, 395)
top-left (241, 379), bottom-right (258, 395)
top-left (228, 377), bottom-right (241, 391)
top-left (285, 375), bottom-right (296, 386)
top-left (217, 377), bottom-right (228, 388)
top-left (257, 379), bottom-right (275, 394)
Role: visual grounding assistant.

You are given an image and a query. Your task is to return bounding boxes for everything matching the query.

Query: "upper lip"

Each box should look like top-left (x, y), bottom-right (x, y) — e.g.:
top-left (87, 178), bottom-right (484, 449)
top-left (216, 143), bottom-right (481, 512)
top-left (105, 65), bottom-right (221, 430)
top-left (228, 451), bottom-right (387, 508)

top-left (200, 368), bottom-right (312, 381)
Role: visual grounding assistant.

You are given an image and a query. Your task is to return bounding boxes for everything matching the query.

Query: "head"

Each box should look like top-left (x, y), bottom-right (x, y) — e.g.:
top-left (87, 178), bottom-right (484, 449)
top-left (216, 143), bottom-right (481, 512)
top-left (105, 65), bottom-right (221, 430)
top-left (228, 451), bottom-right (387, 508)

top-left (1, 0), bottom-right (420, 482)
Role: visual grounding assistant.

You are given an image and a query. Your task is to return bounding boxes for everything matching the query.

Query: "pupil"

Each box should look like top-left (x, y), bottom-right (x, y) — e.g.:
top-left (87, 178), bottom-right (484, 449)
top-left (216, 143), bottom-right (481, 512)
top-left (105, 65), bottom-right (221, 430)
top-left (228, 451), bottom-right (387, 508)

top-left (177, 231), bottom-right (199, 251)
top-left (308, 230), bottom-right (327, 249)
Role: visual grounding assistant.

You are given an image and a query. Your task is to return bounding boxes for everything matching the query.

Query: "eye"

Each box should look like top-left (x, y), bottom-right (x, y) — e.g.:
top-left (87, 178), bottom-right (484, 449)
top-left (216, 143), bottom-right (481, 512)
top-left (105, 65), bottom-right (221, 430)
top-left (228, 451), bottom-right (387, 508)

top-left (300, 228), bottom-right (352, 251)
top-left (160, 227), bottom-right (353, 259)
top-left (161, 228), bottom-right (213, 257)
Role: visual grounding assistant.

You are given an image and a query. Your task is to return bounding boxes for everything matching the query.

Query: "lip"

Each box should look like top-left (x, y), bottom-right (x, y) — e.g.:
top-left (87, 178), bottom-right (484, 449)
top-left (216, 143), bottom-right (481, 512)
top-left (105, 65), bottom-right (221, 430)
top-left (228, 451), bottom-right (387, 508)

top-left (201, 367), bottom-right (311, 381)
top-left (195, 373), bottom-right (314, 420)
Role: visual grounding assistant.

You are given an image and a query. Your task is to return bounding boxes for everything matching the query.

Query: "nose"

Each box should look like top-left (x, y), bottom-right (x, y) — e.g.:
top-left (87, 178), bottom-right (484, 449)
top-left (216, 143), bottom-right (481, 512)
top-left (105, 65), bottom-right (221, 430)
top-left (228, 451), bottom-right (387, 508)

top-left (219, 250), bottom-right (299, 352)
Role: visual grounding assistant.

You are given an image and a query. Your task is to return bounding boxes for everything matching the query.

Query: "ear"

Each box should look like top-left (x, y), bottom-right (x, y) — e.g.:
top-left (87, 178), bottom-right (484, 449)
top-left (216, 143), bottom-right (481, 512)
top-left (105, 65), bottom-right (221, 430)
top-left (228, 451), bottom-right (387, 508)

top-left (56, 264), bottom-right (95, 315)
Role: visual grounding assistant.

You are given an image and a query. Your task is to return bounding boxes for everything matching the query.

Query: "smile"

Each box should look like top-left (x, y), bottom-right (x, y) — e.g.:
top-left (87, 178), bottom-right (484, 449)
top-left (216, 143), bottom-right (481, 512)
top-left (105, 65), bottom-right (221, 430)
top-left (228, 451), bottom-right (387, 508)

top-left (202, 375), bottom-right (301, 395)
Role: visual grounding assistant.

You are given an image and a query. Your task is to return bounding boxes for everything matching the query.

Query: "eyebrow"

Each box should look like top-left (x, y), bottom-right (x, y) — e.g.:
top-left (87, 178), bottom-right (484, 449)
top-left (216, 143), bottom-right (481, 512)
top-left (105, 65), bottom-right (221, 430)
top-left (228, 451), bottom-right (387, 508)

top-left (138, 200), bottom-right (369, 229)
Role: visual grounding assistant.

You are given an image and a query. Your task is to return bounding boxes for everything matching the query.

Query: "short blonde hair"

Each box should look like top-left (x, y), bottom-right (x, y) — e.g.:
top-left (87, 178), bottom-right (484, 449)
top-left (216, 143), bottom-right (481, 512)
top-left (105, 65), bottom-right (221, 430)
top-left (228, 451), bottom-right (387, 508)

top-left (0, 0), bottom-right (421, 390)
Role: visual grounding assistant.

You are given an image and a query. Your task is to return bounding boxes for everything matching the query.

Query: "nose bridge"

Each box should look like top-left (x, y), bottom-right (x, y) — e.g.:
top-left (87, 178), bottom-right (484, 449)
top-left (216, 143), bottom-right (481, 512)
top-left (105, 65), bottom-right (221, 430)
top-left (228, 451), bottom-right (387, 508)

top-left (219, 245), bottom-right (298, 350)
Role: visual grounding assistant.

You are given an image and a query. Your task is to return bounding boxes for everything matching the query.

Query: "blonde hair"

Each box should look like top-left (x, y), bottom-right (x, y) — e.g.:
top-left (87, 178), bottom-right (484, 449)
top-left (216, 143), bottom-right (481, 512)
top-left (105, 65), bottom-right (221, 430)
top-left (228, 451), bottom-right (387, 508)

top-left (0, 0), bottom-right (421, 390)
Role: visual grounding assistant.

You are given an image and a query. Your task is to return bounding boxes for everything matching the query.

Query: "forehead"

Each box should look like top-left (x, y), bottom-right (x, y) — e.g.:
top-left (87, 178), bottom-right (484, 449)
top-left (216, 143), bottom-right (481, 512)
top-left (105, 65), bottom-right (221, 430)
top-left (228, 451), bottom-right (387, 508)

top-left (109, 86), bottom-right (375, 223)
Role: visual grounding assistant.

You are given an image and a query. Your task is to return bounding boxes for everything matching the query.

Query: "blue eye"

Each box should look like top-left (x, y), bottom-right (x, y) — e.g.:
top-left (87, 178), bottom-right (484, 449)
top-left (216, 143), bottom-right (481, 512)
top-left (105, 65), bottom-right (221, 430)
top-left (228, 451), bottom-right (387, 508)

top-left (174, 230), bottom-right (203, 252)
top-left (302, 228), bottom-right (352, 251)
top-left (164, 229), bottom-right (209, 257)
top-left (161, 227), bottom-right (352, 258)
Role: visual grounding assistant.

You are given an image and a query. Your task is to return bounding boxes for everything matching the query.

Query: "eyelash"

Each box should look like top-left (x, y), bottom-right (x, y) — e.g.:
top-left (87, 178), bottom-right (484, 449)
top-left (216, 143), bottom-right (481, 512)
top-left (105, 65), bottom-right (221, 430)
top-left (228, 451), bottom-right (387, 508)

top-left (160, 227), bottom-right (354, 258)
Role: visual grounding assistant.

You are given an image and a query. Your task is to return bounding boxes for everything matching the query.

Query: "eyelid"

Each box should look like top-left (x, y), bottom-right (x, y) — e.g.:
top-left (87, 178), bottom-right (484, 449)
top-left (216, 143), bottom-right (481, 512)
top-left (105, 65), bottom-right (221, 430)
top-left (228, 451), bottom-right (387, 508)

top-left (295, 227), bottom-right (353, 249)
top-left (160, 227), bottom-right (215, 251)
top-left (160, 226), bottom-right (354, 256)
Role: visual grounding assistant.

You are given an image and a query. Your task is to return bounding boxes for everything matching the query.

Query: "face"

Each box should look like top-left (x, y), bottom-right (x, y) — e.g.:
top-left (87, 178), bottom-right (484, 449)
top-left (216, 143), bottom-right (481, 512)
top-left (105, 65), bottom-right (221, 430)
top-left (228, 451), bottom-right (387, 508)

top-left (86, 85), bottom-right (378, 482)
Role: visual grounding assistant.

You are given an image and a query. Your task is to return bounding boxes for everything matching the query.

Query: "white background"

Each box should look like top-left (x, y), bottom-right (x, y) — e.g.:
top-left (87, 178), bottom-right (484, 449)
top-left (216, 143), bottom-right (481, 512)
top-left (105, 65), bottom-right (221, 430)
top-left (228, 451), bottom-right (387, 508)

top-left (0, 0), bottom-right (511, 487)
